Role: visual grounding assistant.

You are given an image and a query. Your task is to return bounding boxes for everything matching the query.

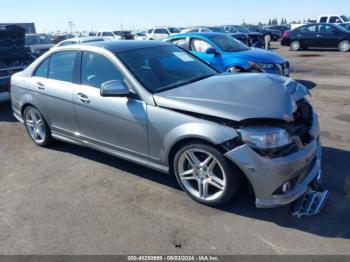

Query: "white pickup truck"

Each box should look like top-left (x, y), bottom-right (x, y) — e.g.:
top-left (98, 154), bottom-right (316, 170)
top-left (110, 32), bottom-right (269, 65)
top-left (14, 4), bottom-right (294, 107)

top-left (291, 15), bottom-right (350, 30)
top-left (317, 15), bottom-right (350, 24)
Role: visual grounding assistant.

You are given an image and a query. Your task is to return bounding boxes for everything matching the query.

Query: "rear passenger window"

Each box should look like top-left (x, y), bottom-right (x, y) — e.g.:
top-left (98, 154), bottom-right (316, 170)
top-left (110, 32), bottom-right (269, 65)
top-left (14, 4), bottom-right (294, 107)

top-left (81, 52), bottom-right (124, 89)
top-left (171, 38), bottom-right (187, 49)
top-left (48, 51), bottom-right (77, 82)
top-left (155, 29), bottom-right (168, 34)
top-left (34, 57), bottom-right (50, 78)
top-left (102, 32), bottom-right (113, 37)
top-left (319, 17), bottom-right (327, 23)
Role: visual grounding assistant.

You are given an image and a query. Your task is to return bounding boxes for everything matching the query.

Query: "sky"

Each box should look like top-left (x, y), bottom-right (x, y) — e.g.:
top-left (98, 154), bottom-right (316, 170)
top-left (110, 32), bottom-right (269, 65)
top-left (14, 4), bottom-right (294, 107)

top-left (1, 0), bottom-right (349, 32)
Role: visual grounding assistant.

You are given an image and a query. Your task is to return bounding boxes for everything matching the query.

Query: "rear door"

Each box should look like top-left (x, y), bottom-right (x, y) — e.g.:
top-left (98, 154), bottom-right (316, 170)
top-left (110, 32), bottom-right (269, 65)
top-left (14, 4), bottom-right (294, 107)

top-left (31, 51), bottom-right (79, 136)
top-left (73, 51), bottom-right (148, 158)
top-left (298, 25), bottom-right (318, 47)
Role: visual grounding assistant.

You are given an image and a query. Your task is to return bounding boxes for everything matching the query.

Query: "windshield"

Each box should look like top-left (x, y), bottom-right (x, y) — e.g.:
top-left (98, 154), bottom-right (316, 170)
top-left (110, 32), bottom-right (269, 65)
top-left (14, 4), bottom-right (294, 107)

top-left (25, 34), bottom-right (53, 45)
top-left (117, 45), bottom-right (217, 93)
top-left (168, 28), bottom-right (181, 33)
top-left (341, 15), bottom-right (350, 22)
top-left (209, 34), bottom-right (249, 52)
top-left (208, 27), bottom-right (229, 33)
top-left (234, 26), bottom-right (251, 33)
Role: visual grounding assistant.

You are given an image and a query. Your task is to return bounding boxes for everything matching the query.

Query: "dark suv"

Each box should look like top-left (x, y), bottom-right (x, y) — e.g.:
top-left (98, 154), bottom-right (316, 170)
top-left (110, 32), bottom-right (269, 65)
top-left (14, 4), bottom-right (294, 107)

top-left (0, 25), bottom-right (33, 100)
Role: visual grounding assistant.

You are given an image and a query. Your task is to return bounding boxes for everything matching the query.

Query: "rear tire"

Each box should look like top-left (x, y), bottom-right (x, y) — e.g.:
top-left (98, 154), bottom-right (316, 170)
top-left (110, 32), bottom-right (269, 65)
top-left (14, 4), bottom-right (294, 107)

top-left (173, 142), bottom-right (242, 206)
top-left (290, 40), bottom-right (301, 51)
top-left (338, 40), bottom-right (350, 52)
top-left (23, 106), bottom-right (52, 147)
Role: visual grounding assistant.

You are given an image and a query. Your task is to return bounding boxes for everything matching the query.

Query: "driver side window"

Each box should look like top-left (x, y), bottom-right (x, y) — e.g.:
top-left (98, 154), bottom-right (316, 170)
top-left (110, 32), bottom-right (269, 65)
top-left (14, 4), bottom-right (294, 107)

top-left (81, 52), bottom-right (124, 89)
top-left (190, 39), bottom-right (213, 53)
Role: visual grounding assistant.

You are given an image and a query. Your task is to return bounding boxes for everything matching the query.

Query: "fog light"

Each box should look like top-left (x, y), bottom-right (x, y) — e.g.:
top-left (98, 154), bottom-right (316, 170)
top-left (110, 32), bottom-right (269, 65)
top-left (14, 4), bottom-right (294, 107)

top-left (282, 181), bottom-right (292, 193)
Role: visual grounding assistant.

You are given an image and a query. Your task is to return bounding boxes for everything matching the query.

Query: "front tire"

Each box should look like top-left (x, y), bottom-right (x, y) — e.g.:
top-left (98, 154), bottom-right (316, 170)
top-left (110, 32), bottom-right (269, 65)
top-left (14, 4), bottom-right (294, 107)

top-left (290, 40), bottom-right (301, 51)
top-left (173, 142), bottom-right (242, 206)
top-left (23, 106), bottom-right (52, 147)
top-left (338, 40), bottom-right (350, 52)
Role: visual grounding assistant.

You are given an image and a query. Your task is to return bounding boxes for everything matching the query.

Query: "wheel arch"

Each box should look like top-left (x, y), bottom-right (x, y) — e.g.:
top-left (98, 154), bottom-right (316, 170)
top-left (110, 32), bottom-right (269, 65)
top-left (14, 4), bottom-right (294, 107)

top-left (21, 102), bottom-right (36, 116)
top-left (167, 137), bottom-right (226, 173)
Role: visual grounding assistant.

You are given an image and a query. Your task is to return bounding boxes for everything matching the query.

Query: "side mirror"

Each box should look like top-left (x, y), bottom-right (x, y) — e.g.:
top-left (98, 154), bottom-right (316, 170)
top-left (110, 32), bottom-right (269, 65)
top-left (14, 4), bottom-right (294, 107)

top-left (100, 80), bottom-right (131, 97)
top-left (205, 47), bottom-right (220, 56)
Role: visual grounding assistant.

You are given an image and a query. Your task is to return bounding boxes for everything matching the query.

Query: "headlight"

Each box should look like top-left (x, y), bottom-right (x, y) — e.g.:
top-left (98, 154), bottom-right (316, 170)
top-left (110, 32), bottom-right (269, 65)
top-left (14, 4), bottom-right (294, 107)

top-left (249, 62), bottom-right (275, 69)
top-left (238, 127), bottom-right (292, 149)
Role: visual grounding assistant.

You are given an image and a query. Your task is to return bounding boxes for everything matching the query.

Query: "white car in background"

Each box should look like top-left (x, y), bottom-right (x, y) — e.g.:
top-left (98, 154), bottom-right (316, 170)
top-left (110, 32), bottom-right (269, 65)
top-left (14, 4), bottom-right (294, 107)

top-left (134, 32), bottom-right (146, 40)
top-left (54, 37), bottom-right (108, 48)
top-left (96, 31), bottom-right (123, 40)
top-left (146, 27), bottom-right (181, 40)
top-left (181, 27), bottom-right (212, 33)
top-left (317, 15), bottom-right (350, 23)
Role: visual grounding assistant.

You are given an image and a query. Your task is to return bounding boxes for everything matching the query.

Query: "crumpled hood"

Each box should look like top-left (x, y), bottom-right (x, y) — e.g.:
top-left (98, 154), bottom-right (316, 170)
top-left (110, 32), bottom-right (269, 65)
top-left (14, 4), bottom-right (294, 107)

top-left (153, 73), bottom-right (309, 122)
top-left (228, 48), bottom-right (287, 64)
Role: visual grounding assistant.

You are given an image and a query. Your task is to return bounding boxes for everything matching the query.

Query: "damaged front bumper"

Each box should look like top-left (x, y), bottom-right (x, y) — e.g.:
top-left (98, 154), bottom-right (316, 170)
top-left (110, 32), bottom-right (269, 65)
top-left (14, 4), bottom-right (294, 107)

top-left (224, 114), bottom-right (324, 209)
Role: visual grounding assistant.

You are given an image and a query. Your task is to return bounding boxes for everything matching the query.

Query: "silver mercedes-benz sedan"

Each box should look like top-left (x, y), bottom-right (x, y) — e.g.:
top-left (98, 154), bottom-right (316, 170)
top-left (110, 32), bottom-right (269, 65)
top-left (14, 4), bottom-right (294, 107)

top-left (10, 41), bottom-right (323, 208)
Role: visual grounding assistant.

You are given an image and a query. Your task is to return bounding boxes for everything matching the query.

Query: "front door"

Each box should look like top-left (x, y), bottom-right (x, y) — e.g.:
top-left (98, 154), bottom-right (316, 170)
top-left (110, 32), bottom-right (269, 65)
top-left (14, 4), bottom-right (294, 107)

top-left (317, 24), bottom-right (339, 47)
top-left (73, 51), bottom-right (148, 158)
top-left (299, 25), bottom-right (319, 47)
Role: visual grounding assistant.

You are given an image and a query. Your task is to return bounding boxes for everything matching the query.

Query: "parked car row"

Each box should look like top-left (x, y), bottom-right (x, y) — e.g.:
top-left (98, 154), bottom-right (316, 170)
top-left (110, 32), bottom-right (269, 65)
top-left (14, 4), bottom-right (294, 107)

top-left (281, 23), bottom-right (350, 52)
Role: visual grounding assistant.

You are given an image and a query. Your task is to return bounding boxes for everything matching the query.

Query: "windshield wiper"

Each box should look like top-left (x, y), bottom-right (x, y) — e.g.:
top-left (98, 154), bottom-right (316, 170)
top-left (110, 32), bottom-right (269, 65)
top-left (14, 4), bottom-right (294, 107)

top-left (157, 74), bottom-right (216, 92)
top-left (183, 74), bottom-right (216, 85)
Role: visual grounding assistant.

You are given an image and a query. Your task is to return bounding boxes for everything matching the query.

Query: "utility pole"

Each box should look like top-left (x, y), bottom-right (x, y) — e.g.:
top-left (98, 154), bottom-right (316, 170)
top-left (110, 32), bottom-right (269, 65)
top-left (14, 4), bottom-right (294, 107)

top-left (68, 21), bottom-right (75, 35)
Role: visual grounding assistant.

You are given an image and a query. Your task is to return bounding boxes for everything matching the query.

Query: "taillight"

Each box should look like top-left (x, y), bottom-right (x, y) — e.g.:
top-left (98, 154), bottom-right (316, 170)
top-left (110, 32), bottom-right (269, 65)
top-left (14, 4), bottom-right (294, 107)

top-left (283, 31), bottom-right (289, 38)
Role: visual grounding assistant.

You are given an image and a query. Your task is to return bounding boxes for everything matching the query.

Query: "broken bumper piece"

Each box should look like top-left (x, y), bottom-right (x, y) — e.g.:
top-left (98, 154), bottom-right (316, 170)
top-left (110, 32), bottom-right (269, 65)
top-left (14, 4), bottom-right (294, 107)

top-left (291, 175), bottom-right (329, 218)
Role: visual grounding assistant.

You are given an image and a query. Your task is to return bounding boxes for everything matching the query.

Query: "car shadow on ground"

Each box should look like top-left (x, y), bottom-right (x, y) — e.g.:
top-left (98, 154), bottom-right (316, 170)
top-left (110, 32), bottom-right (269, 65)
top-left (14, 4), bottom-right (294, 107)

top-left (0, 101), bottom-right (17, 122)
top-left (50, 139), bottom-right (350, 240)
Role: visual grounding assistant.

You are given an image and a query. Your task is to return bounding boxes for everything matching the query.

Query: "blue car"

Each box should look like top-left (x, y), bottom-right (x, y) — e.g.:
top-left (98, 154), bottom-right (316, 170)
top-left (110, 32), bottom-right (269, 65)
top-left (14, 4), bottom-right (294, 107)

top-left (164, 32), bottom-right (290, 76)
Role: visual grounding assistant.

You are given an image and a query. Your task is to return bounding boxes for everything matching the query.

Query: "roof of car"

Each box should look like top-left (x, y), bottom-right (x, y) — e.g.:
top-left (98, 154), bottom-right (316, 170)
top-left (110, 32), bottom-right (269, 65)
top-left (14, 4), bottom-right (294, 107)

top-left (85, 40), bottom-right (170, 52)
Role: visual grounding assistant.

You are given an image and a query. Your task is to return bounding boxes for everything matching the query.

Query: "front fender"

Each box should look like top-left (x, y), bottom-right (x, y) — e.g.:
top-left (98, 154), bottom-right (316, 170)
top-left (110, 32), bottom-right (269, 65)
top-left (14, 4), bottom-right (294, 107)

top-left (147, 105), bottom-right (239, 165)
top-left (223, 57), bottom-right (252, 71)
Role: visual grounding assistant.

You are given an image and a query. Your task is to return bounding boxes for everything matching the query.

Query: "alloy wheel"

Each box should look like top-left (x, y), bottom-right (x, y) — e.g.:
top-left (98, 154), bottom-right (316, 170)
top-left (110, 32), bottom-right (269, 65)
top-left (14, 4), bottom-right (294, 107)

top-left (25, 108), bottom-right (46, 144)
top-left (291, 41), bottom-right (300, 51)
top-left (177, 149), bottom-right (227, 201)
top-left (339, 40), bottom-right (350, 52)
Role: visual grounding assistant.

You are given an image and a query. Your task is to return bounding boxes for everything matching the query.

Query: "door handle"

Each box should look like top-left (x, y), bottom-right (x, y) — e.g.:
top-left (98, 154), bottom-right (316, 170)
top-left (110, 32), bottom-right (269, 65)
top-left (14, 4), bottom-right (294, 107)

top-left (36, 82), bottom-right (45, 90)
top-left (297, 34), bottom-right (302, 38)
top-left (77, 93), bottom-right (90, 103)
top-left (316, 34), bottom-right (322, 37)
